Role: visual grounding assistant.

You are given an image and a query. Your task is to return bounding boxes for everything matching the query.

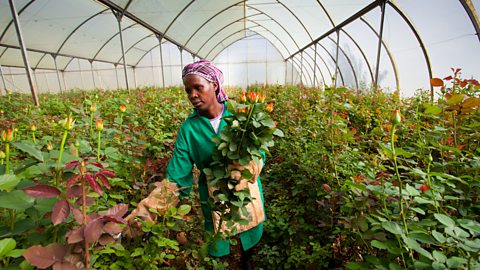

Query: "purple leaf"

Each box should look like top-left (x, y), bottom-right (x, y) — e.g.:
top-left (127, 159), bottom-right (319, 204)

top-left (64, 160), bottom-right (80, 170)
top-left (52, 261), bottom-right (77, 270)
top-left (66, 174), bottom-right (81, 188)
top-left (23, 184), bottom-right (61, 198)
top-left (84, 219), bottom-right (103, 244)
top-left (72, 208), bottom-right (83, 224)
top-left (100, 170), bottom-right (116, 178)
top-left (89, 162), bottom-right (105, 169)
top-left (103, 222), bottom-right (122, 236)
top-left (52, 200), bottom-right (70, 225)
top-left (66, 226), bottom-right (84, 244)
top-left (101, 215), bottom-right (126, 224)
top-left (105, 204), bottom-right (128, 218)
top-left (66, 185), bottom-right (82, 199)
top-left (23, 243), bottom-right (66, 269)
top-left (95, 174), bottom-right (110, 189)
top-left (85, 174), bottom-right (102, 195)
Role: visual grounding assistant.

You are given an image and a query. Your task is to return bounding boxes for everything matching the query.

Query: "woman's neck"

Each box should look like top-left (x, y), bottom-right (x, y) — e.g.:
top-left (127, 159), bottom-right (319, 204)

top-left (199, 102), bottom-right (223, 119)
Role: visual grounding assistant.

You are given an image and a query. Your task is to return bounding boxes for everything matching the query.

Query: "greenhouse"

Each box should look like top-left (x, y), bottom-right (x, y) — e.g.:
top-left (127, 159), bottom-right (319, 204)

top-left (0, 0), bottom-right (479, 269)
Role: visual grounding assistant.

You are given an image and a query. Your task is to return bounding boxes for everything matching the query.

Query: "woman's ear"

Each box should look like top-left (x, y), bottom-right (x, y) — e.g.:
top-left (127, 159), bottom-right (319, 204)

top-left (213, 82), bottom-right (219, 93)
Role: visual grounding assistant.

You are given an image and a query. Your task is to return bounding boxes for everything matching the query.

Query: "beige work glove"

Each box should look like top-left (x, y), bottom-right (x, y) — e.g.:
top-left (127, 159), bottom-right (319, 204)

top-left (228, 159), bottom-right (263, 191)
top-left (123, 179), bottom-right (180, 237)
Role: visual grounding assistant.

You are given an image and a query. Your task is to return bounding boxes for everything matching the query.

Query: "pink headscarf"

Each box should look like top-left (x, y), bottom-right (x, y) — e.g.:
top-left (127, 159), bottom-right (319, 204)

top-left (182, 59), bottom-right (228, 103)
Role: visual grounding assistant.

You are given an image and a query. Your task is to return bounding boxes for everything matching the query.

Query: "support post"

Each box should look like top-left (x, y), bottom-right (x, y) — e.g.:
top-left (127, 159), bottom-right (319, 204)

top-left (300, 51), bottom-right (304, 86)
top-left (313, 43), bottom-right (317, 88)
top-left (52, 54), bottom-right (63, 93)
top-left (113, 11), bottom-right (129, 91)
top-left (61, 71), bottom-right (67, 91)
top-left (89, 60), bottom-right (96, 89)
top-left (179, 46), bottom-right (184, 69)
top-left (156, 35), bottom-right (165, 88)
top-left (334, 30), bottom-right (340, 88)
top-left (0, 64), bottom-right (7, 94)
top-left (114, 64), bottom-right (120, 89)
top-left (132, 66), bottom-right (137, 89)
top-left (8, 0), bottom-right (39, 105)
top-left (374, 1), bottom-right (387, 90)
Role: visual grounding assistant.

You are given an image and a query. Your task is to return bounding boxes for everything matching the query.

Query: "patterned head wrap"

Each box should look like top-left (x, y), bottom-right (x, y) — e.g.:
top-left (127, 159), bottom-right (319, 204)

top-left (182, 59), bottom-right (228, 103)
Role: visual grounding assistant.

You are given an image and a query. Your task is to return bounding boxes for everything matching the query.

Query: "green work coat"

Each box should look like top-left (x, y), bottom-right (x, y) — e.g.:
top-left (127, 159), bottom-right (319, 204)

top-left (166, 104), bottom-right (265, 257)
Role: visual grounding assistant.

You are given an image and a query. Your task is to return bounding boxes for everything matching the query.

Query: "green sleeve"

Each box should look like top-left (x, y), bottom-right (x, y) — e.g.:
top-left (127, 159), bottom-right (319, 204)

top-left (166, 125), bottom-right (193, 197)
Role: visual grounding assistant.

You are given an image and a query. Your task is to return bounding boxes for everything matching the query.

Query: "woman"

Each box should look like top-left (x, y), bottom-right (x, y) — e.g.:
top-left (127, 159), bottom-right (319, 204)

top-left (127, 60), bottom-right (264, 268)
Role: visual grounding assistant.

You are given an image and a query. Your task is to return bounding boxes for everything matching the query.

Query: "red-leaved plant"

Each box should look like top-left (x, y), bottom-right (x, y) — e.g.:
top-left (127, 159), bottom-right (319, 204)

top-left (22, 159), bottom-right (127, 269)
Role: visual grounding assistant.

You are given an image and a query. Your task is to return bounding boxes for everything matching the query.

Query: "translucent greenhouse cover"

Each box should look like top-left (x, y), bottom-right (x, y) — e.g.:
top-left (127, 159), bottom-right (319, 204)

top-left (0, 0), bottom-right (479, 97)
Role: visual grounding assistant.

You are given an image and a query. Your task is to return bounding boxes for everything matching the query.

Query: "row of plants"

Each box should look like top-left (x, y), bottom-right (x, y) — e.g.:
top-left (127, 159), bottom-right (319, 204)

top-left (0, 68), bottom-right (479, 269)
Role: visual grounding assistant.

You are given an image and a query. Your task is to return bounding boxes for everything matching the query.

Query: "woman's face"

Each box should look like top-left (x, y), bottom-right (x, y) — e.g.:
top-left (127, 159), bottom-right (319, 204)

top-left (183, 74), bottom-right (218, 113)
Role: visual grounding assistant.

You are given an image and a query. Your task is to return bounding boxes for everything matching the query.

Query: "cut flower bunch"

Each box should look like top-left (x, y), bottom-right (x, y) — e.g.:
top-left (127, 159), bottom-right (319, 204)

top-left (204, 91), bottom-right (284, 235)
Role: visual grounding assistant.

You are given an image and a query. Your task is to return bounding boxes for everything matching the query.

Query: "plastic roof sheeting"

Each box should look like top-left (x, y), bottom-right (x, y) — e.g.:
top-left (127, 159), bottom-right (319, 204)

top-left (0, 0), bottom-right (479, 97)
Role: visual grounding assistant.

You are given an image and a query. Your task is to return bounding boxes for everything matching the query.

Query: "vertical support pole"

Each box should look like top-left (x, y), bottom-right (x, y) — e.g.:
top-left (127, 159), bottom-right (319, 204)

top-left (0, 63), bottom-right (7, 94)
top-left (313, 43), bottom-right (317, 88)
top-left (178, 46), bottom-right (184, 69)
top-left (300, 51), bottom-right (304, 86)
top-left (156, 35), bottom-right (165, 88)
top-left (374, 1), bottom-right (387, 90)
top-left (191, 53), bottom-right (196, 63)
top-left (334, 29), bottom-right (340, 88)
top-left (61, 71), bottom-right (67, 91)
top-left (89, 60), bottom-right (96, 89)
top-left (44, 71), bottom-right (51, 93)
top-left (113, 11), bottom-right (129, 91)
top-left (78, 58), bottom-right (85, 89)
top-left (284, 59), bottom-right (288, 85)
top-left (114, 64), bottom-right (120, 89)
top-left (132, 66), bottom-right (137, 89)
top-left (52, 54), bottom-right (63, 93)
top-left (32, 69), bottom-right (39, 93)
top-left (291, 58), bottom-right (294, 84)
top-left (8, 0), bottom-right (39, 105)
top-left (265, 40), bottom-right (268, 86)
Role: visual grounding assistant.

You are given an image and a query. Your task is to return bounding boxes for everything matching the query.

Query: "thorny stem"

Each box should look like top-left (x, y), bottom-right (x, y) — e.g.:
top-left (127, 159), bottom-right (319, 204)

top-left (427, 159), bottom-right (439, 213)
top-left (237, 104), bottom-right (255, 157)
top-left (56, 130), bottom-right (69, 187)
top-left (97, 130), bottom-right (102, 162)
top-left (32, 131), bottom-right (36, 144)
top-left (390, 124), bottom-right (408, 235)
top-left (89, 112), bottom-right (94, 138)
top-left (81, 168), bottom-right (90, 267)
top-left (5, 143), bottom-right (10, 173)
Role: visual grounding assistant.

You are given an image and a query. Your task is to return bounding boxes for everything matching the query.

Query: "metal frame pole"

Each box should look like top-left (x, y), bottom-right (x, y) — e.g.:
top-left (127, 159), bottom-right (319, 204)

top-left (8, 0), bottom-right (39, 105)
top-left (90, 60), bottom-right (96, 89)
top-left (313, 43), bottom-right (317, 88)
top-left (114, 11), bottom-right (129, 91)
top-left (156, 35), bottom-right (165, 88)
top-left (52, 54), bottom-right (63, 93)
top-left (300, 51), bottom-right (303, 86)
top-left (179, 46), bottom-right (183, 69)
top-left (291, 58), bottom-right (294, 84)
top-left (334, 30), bottom-right (340, 88)
top-left (114, 64), bottom-right (120, 89)
top-left (132, 66), bottom-right (137, 89)
top-left (374, 1), bottom-right (387, 90)
top-left (0, 64), bottom-right (7, 94)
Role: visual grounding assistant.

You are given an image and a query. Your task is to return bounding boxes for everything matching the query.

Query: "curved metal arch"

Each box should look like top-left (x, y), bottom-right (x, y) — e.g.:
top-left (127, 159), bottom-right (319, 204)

top-left (360, 17), bottom-right (399, 91)
top-left (340, 29), bottom-right (374, 83)
top-left (0, 0), bottom-right (35, 42)
top-left (163, 0), bottom-right (195, 36)
top-left (459, 0), bottom-right (480, 42)
top-left (56, 9), bottom-right (110, 55)
top-left (315, 42), bottom-right (345, 85)
top-left (207, 22), bottom-right (291, 59)
top-left (246, 5), bottom-right (301, 50)
top-left (208, 30), bottom-right (259, 59)
top-left (133, 37), bottom-right (168, 67)
top-left (302, 46), bottom-right (326, 86)
top-left (33, 52), bottom-right (49, 69)
top-left (276, 0), bottom-right (314, 41)
top-left (288, 0), bottom-right (384, 59)
top-left (326, 36), bottom-right (359, 89)
top-left (92, 22), bottom-right (138, 63)
top-left (124, 33), bottom-right (155, 62)
top-left (195, 13), bottom-right (265, 56)
top-left (184, 1), bottom-right (244, 47)
top-left (315, 0), bottom-right (336, 27)
top-left (387, 1), bottom-right (433, 95)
